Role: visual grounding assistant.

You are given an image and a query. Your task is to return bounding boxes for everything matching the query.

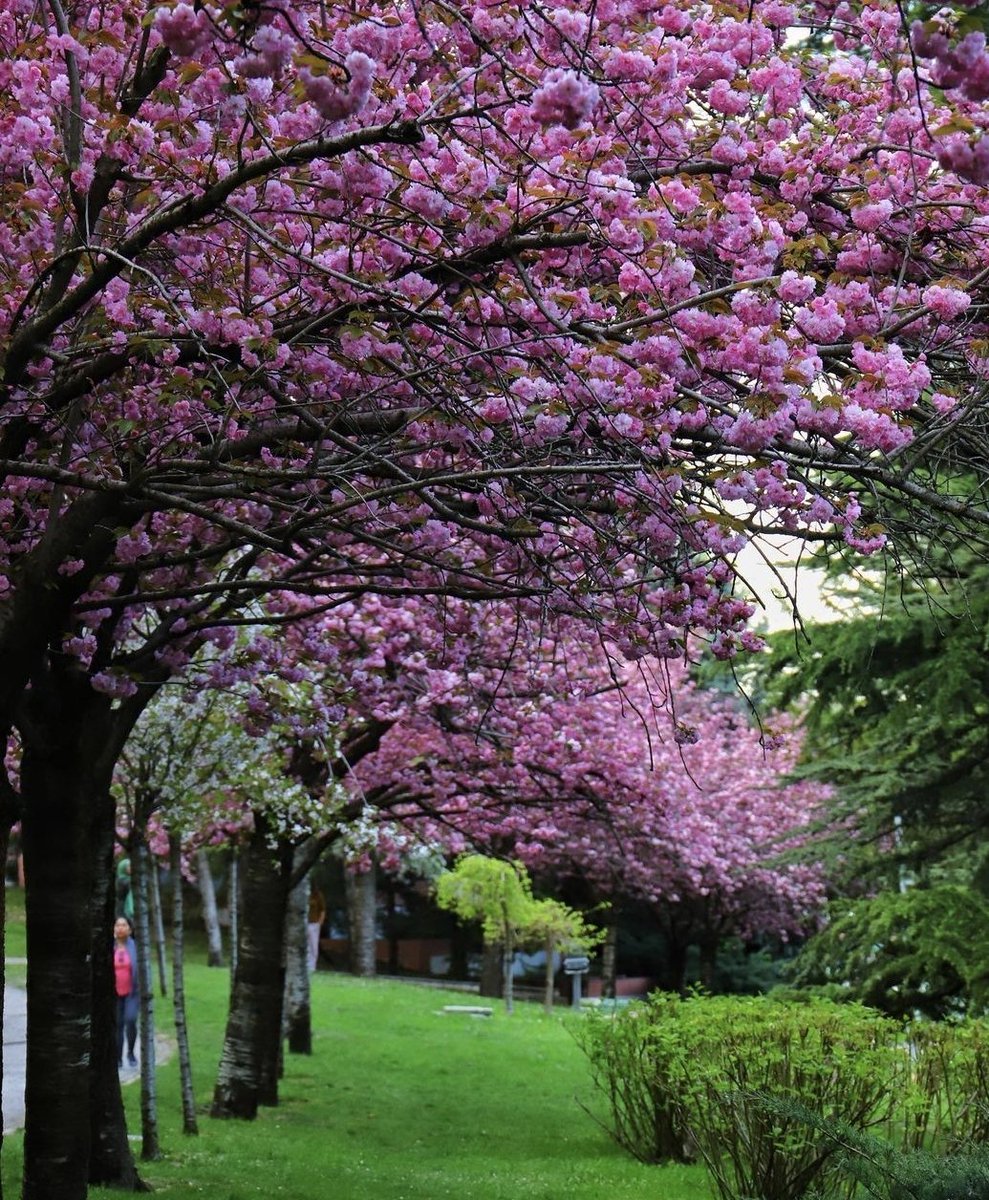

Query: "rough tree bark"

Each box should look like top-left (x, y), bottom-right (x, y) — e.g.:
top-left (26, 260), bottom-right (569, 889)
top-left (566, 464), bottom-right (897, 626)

top-left (345, 863), bottom-right (377, 977)
top-left (196, 848), bottom-right (225, 968)
top-left (229, 847), bottom-right (239, 977)
top-left (149, 862), bottom-right (168, 996)
top-left (211, 813), bottom-right (293, 1120)
top-left (131, 837), bottom-right (160, 1161)
top-left (169, 833), bottom-right (198, 1135)
top-left (19, 660), bottom-right (143, 1200)
top-left (283, 863), bottom-right (312, 1055)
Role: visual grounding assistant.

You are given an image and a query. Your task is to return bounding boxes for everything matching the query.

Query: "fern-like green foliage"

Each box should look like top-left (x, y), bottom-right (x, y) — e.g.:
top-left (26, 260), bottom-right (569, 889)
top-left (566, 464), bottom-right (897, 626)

top-left (758, 551), bottom-right (989, 881)
top-left (751, 1095), bottom-right (989, 1200)
top-left (786, 886), bottom-right (989, 1019)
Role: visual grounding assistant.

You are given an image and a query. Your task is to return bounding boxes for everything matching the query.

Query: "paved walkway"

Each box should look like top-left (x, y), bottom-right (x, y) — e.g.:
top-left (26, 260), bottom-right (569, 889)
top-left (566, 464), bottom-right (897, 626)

top-left (2, 969), bottom-right (164, 1134)
top-left (2, 980), bottom-right (24, 1134)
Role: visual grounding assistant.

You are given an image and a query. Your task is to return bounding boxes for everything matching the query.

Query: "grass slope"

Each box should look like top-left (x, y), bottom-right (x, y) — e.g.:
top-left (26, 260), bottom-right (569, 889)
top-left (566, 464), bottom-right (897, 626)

top-left (3, 918), bottom-right (709, 1199)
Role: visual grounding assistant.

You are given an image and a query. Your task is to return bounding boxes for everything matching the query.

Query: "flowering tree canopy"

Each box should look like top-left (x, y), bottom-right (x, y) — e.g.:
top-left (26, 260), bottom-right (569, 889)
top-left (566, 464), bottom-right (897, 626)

top-left (355, 656), bottom-right (830, 953)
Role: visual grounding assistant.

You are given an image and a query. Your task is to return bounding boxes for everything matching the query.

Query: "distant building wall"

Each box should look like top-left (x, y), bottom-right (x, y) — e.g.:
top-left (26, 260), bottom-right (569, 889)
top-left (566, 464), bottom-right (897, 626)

top-left (320, 937), bottom-right (452, 975)
top-left (586, 976), bottom-right (654, 998)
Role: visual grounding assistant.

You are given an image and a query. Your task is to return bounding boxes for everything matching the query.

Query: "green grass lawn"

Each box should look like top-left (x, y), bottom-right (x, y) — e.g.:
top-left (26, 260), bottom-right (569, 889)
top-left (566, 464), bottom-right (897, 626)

top-left (1, 895), bottom-right (709, 1198)
top-left (6, 951), bottom-right (708, 1199)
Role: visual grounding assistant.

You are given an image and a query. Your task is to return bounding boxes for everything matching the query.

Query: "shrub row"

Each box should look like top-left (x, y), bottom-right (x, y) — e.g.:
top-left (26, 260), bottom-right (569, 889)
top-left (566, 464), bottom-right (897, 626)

top-left (574, 994), bottom-right (989, 1200)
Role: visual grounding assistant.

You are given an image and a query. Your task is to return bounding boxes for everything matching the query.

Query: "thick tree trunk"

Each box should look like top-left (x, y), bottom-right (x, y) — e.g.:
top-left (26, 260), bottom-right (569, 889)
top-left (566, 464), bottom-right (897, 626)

top-left (283, 866), bottom-right (312, 1055)
top-left (88, 798), bottom-right (144, 1190)
top-left (22, 771), bottom-right (95, 1200)
top-left (601, 922), bottom-right (619, 1001)
top-left (132, 837), bottom-right (161, 1160)
top-left (211, 816), bottom-right (293, 1120)
top-left (169, 834), bottom-right (198, 1135)
top-left (20, 668), bottom-right (143, 1200)
top-left (196, 848), bottom-right (225, 968)
top-left (345, 864), bottom-right (377, 977)
top-left (479, 940), bottom-right (503, 998)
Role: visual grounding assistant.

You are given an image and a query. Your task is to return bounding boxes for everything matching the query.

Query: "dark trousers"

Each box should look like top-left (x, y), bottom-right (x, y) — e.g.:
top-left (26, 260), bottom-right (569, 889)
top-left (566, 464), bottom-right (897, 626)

top-left (116, 995), bottom-right (137, 1064)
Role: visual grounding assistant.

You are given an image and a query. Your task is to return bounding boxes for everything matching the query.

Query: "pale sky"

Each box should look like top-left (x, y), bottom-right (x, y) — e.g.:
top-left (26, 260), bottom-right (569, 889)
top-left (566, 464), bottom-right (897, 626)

top-left (734, 537), bottom-right (839, 634)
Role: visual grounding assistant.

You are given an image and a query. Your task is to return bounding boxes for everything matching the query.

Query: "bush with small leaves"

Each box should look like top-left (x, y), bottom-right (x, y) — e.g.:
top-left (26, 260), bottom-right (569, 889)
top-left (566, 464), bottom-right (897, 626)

top-left (894, 1021), bottom-right (989, 1153)
top-left (575, 993), bottom-right (907, 1200)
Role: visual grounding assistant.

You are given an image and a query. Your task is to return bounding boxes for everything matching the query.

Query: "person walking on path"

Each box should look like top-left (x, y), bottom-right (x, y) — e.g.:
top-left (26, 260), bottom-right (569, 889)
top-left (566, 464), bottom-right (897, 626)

top-left (113, 915), bottom-right (139, 1068)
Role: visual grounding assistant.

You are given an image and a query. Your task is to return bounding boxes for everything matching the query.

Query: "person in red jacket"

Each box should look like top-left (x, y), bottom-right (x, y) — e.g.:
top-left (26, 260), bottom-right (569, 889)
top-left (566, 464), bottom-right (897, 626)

top-left (113, 915), bottom-right (139, 1069)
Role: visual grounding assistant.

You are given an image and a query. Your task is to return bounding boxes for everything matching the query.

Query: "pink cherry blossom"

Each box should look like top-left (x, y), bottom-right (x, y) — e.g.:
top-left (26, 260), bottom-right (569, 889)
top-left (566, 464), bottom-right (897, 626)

top-left (531, 69), bottom-right (600, 128)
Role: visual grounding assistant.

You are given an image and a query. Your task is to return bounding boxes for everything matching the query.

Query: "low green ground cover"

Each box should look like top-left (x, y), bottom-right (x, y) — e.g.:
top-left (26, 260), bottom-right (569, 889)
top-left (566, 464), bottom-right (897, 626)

top-left (1, 937), bottom-right (710, 1199)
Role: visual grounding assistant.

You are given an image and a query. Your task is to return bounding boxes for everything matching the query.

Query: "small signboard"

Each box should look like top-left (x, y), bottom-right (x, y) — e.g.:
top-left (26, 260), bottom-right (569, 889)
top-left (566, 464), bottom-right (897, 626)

top-left (562, 955), bottom-right (590, 975)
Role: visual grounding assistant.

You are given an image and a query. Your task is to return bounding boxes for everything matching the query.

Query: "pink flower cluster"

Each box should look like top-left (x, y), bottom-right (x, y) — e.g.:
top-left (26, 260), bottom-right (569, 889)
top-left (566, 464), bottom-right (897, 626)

top-left (911, 22), bottom-right (989, 184)
top-left (913, 27), bottom-right (989, 100)
top-left (154, 3), bottom-right (211, 58)
top-left (936, 135), bottom-right (989, 187)
top-left (922, 284), bottom-right (972, 321)
top-left (531, 69), bottom-right (600, 128)
top-left (234, 25), bottom-right (296, 80)
top-left (300, 52), bottom-right (376, 122)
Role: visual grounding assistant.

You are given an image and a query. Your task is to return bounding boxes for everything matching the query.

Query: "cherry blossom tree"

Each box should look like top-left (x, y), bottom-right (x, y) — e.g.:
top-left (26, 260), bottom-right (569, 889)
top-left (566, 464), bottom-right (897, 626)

top-left (357, 662), bottom-right (830, 991)
top-left (2, 0), bottom-right (989, 1195)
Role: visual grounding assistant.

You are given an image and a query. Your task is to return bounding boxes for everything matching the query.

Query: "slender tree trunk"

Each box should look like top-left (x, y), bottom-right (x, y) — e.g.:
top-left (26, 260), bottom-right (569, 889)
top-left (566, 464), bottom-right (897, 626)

top-left (132, 837), bottom-right (161, 1160)
top-left (543, 936), bottom-right (556, 1013)
top-left (211, 816), bottom-right (293, 1120)
top-left (283, 865), bottom-right (312, 1055)
top-left (149, 860), bottom-right (168, 997)
top-left (88, 795), bottom-right (144, 1190)
top-left (196, 848), bottom-right (224, 968)
top-left (169, 833), bottom-right (198, 1135)
top-left (479, 940), bottom-right (503, 998)
top-left (345, 864), bottom-right (377, 977)
top-left (601, 921), bottom-right (619, 1001)
top-left (229, 846), bottom-right (239, 977)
